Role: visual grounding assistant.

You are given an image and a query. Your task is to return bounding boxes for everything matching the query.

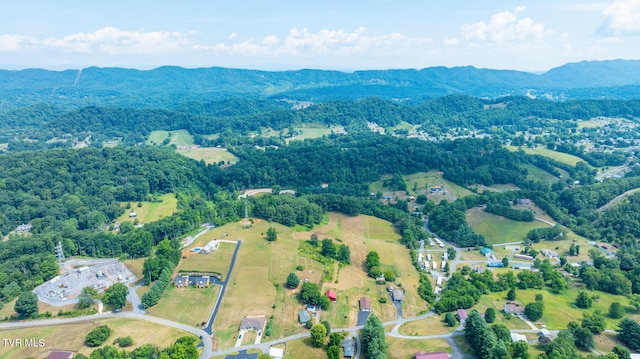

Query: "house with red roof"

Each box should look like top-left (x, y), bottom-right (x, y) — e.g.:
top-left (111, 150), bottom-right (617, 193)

top-left (326, 289), bottom-right (337, 302)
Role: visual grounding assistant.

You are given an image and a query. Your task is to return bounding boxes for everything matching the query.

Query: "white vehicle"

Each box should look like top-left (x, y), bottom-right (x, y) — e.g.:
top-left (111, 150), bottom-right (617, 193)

top-left (432, 261), bottom-right (437, 270)
top-left (436, 276), bottom-right (443, 287)
top-left (441, 261), bottom-right (446, 269)
top-left (427, 253), bottom-right (432, 261)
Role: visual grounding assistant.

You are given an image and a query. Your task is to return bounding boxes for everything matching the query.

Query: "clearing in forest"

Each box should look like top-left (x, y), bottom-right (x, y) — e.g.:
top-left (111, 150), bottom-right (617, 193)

top-left (116, 193), bottom-right (178, 225)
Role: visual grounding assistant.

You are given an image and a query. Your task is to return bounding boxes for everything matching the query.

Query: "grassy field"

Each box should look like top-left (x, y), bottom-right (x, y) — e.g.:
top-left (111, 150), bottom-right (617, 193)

top-left (286, 126), bottom-right (333, 143)
top-left (523, 164), bottom-right (564, 185)
top-left (211, 213), bottom-right (426, 350)
top-left (117, 193), bottom-right (178, 225)
top-left (147, 129), bottom-right (194, 146)
top-left (177, 147), bottom-right (239, 165)
top-left (122, 258), bottom-right (145, 282)
top-left (282, 337), bottom-right (327, 359)
top-left (466, 207), bottom-right (550, 245)
top-left (398, 315), bottom-right (455, 336)
top-left (178, 242), bottom-right (236, 279)
top-left (515, 287), bottom-right (632, 330)
top-left (386, 337), bottom-right (451, 358)
top-left (576, 120), bottom-right (604, 129)
top-left (505, 146), bottom-right (587, 167)
top-left (369, 171), bottom-right (475, 204)
top-left (0, 318), bottom-right (194, 359)
top-left (146, 284), bottom-right (220, 326)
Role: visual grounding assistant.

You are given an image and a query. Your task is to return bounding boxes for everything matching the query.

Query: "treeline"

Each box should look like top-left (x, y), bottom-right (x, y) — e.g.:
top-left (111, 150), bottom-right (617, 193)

top-left (251, 194), bottom-right (323, 227)
top-left (485, 203), bottom-right (534, 222)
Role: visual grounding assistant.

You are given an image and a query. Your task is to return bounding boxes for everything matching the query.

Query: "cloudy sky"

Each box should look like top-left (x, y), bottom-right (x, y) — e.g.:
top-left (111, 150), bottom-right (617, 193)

top-left (1, 0), bottom-right (639, 72)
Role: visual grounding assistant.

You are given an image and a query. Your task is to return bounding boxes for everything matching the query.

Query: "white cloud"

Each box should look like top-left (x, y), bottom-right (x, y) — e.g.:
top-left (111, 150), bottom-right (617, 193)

top-left (210, 27), bottom-right (429, 58)
top-left (0, 34), bottom-right (35, 52)
top-left (227, 32), bottom-right (237, 40)
top-left (38, 27), bottom-right (191, 55)
top-left (443, 38), bottom-right (460, 46)
top-left (599, 0), bottom-right (640, 36)
top-left (461, 7), bottom-right (550, 44)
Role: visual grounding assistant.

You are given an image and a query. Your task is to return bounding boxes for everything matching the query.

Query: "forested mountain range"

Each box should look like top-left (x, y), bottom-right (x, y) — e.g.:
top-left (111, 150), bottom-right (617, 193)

top-left (1, 60), bottom-right (639, 110)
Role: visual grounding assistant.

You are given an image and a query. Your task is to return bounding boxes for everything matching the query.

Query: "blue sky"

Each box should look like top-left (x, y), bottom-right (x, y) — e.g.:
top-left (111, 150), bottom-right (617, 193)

top-left (0, 0), bottom-right (639, 72)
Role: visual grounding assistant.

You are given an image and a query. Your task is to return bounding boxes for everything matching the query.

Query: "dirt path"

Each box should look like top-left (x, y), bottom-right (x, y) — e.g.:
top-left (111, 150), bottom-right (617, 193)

top-left (597, 188), bottom-right (640, 212)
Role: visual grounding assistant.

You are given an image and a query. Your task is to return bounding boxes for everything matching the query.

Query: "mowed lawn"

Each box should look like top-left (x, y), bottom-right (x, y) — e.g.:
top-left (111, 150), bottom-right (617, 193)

top-left (401, 171), bottom-right (475, 201)
top-left (398, 314), bottom-right (456, 336)
top-left (386, 337), bottom-right (451, 359)
top-left (146, 284), bottom-right (220, 326)
top-left (505, 146), bottom-right (588, 167)
top-left (286, 126), bottom-right (333, 143)
top-left (117, 193), bottom-right (178, 225)
top-left (178, 242), bottom-right (236, 279)
top-left (0, 318), bottom-right (194, 359)
top-left (177, 147), bottom-right (239, 165)
top-left (466, 207), bottom-right (550, 245)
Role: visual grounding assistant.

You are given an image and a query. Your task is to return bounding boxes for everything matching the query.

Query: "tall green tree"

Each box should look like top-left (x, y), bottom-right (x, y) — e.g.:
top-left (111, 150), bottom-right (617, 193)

top-left (77, 286), bottom-right (98, 309)
top-left (14, 292), bottom-right (39, 318)
top-left (609, 302), bottom-right (624, 319)
top-left (310, 324), bottom-right (327, 347)
top-left (524, 302), bottom-right (543, 321)
top-left (485, 307), bottom-right (496, 323)
top-left (266, 226), bottom-right (278, 242)
top-left (103, 282), bottom-right (129, 309)
top-left (362, 314), bottom-right (387, 359)
top-left (618, 318), bottom-right (640, 351)
top-left (286, 272), bottom-right (300, 289)
top-left (575, 291), bottom-right (592, 308)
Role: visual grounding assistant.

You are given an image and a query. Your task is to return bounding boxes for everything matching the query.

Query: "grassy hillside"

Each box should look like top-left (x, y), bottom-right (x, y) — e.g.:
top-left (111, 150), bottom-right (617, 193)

top-left (506, 146), bottom-right (587, 167)
top-left (117, 193), bottom-right (178, 225)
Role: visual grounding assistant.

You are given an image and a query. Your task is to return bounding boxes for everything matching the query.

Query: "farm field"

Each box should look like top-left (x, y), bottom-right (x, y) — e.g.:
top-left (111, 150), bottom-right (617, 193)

top-left (403, 171), bottom-right (475, 200)
top-left (177, 147), bottom-right (239, 165)
top-left (117, 193), bottom-right (178, 225)
top-left (0, 318), bottom-right (194, 359)
top-left (466, 207), bottom-right (550, 245)
top-left (146, 284), bottom-right (220, 326)
top-left (523, 164), bottom-right (565, 184)
top-left (505, 146), bottom-right (587, 167)
top-left (282, 337), bottom-right (327, 359)
top-left (286, 126), bottom-right (333, 143)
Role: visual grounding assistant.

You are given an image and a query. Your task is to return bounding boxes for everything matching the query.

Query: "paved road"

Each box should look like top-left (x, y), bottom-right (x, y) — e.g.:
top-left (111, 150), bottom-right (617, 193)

top-left (182, 224), bottom-right (214, 249)
top-left (127, 283), bottom-right (145, 314)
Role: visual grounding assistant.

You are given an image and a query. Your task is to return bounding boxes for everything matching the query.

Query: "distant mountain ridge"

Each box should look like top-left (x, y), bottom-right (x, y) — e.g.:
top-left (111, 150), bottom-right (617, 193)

top-left (0, 59), bottom-right (638, 107)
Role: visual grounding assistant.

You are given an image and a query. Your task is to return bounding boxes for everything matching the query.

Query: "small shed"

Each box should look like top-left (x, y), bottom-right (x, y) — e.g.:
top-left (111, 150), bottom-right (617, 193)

top-left (359, 297), bottom-right (371, 311)
top-left (299, 310), bottom-right (310, 324)
top-left (326, 289), bottom-right (337, 302)
top-left (457, 309), bottom-right (468, 324)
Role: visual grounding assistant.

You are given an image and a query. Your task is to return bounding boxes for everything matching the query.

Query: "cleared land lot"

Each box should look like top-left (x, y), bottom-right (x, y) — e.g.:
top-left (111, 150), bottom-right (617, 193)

top-left (212, 213), bottom-right (427, 350)
top-left (505, 146), bottom-right (587, 167)
top-left (0, 318), bottom-right (193, 359)
top-left (177, 147), bottom-right (239, 165)
top-left (466, 207), bottom-right (550, 245)
top-left (386, 337), bottom-right (451, 359)
top-left (178, 241), bottom-right (236, 278)
top-left (117, 193), bottom-right (178, 225)
top-left (145, 284), bottom-right (220, 326)
top-left (147, 129), bottom-right (194, 146)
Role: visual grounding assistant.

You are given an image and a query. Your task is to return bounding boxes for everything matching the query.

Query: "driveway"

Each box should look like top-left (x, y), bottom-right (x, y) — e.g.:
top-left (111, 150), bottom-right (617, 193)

top-left (204, 240), bottom-right (241, 334)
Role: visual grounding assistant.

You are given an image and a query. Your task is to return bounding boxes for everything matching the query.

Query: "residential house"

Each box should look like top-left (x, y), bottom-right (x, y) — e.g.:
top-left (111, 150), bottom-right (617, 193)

top-left (187, 276), bottom-right (210, 288)
top-left (268, 347), bottom-right (284, 359)
top-left (173, 276), bottom-right (189, 288)
top-left (511, 333), bottom-right (527, 342)
top-left (299, 310), bottom-right (310, 324)
top-left (342, 337), bottom-right (355, 358)
top-left (504, 303), bottom-right (525, 314)
top-left (392, 288), bottom-right (405, 302)
top-left (240, 316), bottom-right (266, 333)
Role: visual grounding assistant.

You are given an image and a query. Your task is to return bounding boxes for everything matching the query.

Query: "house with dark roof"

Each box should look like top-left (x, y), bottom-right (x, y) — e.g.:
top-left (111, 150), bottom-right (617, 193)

top-left (359, 297), bottom-right (371, 311)
top-left (415, 352), bottom-right (449, 359)
top-left (188, 275), bottom-right (210, 288)
top-left (240, 316), bottom-right (266, 333)
top-left (326, 289), bottom-right (337, 302)
top-left (47, 351), bottom-right (74, 359)
top-left (173, 275), bottom-right (189, 288)
top-left (392, 288), bottom-right (405, 302)
top-left (299, 310), bottom-right (310, 324)
top-left (342, 337), bottom-right (355, 358)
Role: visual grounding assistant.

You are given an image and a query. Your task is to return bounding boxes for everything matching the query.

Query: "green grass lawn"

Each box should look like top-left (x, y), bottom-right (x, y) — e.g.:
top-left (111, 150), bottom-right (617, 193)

top-left (505, 146), bottom-right (588, 167)
top-left (146, 129), bottom-right (194, 146)
top-left (286, 126), bottom-right (333, 143)
top-left (386, 337), bottom-right (452, 359)
top-left (522, 164), bottom-right (564, 185)
top-left (466, 207), bottom-right (550, 245)
top-left (515, 287), bottom-right (631, 330)
top-left (145, 284), bottom-right (220, 327)
top-left (117, 193), bottom-right (178, 225)
top-left (177, 147), bottom-right (239, 165)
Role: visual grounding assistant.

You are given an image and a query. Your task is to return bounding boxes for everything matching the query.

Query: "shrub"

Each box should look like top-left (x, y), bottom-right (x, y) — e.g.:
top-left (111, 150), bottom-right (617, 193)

top-left (114, 336), bottom-right (134, 347)
top-left (85, 325), bottom-right (111, 347)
